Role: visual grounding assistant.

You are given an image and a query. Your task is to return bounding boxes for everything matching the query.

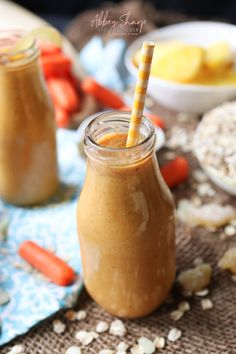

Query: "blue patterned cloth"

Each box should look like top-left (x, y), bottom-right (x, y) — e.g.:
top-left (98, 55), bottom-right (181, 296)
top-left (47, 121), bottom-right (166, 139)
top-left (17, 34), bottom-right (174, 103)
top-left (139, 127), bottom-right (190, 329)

top-left (79, 36), bottom-right (133, 91)
top-left (0, 129), bottom-right (86, 346)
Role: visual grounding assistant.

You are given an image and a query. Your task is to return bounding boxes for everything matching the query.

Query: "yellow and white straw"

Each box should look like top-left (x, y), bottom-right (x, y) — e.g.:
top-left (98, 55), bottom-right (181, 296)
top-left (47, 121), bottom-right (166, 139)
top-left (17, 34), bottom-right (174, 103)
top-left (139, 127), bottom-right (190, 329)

top-left (126, 41), bottom-right (155, 147)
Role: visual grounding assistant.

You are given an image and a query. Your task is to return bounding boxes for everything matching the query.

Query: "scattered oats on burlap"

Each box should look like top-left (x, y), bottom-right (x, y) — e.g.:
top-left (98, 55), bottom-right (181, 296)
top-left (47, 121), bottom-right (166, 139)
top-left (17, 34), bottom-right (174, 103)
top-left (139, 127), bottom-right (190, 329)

top-left (178, 301), bottom-right (190, 312)
top-left (224, 224), bottom-right (236, 237)
top-left (153, 336), bottom-right (165, 349)
top-left (117, 341), bottom-right (129, 352)
top-left (75, 330), bottom-right (97, 345)
top-left (195, 289), bottom-right (209, 297)
top-left (76, 310), bottom-right (87, 320)
top-left (167, 328), bottom-right (182, 342)
top-left (130, 345), bottom-right (144, 354)
top-left (52, 319), bottom-right (66, 334)
top-left (138, 337), bottom-right (155, 353)
top-left (201, 298), bottom-right (213, 310)
top-left (96, 320), bottom-right (109, 333)
top-left (109, 319), bottom-right (126, 337)
top-left (7, 344), bottom-right (26, 354)
top-left (65, 346), bottom-right (81, 354)
top-left (170, 309), bottom-right (184, 321)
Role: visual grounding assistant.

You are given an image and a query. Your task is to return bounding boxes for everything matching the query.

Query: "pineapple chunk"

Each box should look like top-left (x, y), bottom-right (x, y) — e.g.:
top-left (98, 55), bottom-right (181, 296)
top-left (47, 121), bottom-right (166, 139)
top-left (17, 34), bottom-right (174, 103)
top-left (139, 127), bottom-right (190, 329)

top-left (218, 247), bottom-right (236, 274)
top-left (178, 263), bottom-right (212, 293)
top-left (133, 41), bottom-right (183, 67)
top-left (205, 41), bottom-right (233, 71)
top-left (151, 44), bottom-right (204, 82)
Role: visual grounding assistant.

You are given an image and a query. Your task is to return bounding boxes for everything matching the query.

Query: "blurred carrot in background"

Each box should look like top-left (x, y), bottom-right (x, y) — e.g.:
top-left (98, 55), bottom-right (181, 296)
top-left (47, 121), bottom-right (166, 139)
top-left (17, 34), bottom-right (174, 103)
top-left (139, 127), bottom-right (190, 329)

top-left (81, 77), bottom-right (124, 109)
top-left (161, 156), bottom-right (189, 188)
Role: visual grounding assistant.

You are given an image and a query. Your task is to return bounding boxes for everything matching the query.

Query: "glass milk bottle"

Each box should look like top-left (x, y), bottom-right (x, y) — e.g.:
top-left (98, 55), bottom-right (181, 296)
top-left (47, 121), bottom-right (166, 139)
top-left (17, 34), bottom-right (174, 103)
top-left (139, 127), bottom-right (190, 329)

top-left (77, 111), bottom-right (175, 318)
top-left (0, 31), bottom-right (58, 205)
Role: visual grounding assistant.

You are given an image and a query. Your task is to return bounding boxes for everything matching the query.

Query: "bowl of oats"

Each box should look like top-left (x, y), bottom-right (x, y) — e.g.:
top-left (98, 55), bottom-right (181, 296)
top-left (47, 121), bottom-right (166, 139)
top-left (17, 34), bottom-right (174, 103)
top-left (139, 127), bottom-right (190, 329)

top-left (193, 101), bottom-right (236, 195)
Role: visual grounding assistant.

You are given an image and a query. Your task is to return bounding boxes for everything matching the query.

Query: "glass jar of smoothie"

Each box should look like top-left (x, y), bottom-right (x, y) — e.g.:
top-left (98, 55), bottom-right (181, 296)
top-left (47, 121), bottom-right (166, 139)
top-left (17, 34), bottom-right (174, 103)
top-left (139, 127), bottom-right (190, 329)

top-left (0, 31), bottom-right (58, 205)
top-left (77, 111), bottom-right (175, 318)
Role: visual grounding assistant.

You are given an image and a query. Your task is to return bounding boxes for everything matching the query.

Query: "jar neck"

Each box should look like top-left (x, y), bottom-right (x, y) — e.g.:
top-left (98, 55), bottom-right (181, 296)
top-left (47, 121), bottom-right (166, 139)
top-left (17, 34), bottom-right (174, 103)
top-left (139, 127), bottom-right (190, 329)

top-left (84, 111), bottom-right (156, 166)
top-left (0, 30), bottom-right (39, 70)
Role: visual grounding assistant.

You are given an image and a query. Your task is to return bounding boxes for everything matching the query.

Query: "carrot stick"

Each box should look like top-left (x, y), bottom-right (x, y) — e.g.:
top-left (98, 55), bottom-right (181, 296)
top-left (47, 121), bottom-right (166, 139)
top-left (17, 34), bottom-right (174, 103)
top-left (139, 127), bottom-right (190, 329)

top-left (160, 156), bottom-right (189, 188)
top-left (119, 106), bottom-right (166, 130)
top-left (47, 77), bottom-right (80, 112)
top-left (19, 241), bottom-right (76, 286)
top-left (81, 77), bottom-right (124, 109)
top-left (145, 112), bottom-right (166, 130)
top-left (41, 54), bottom-right (72, 78)
top-left (39, 42), bottom-right (62, 56)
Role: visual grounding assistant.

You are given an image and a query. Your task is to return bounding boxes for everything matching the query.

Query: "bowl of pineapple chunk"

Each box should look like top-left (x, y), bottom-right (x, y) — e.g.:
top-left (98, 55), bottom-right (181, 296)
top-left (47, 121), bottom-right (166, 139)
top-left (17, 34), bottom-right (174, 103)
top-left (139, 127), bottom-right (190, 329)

top-left (125, 21), bottom-right (236, 113)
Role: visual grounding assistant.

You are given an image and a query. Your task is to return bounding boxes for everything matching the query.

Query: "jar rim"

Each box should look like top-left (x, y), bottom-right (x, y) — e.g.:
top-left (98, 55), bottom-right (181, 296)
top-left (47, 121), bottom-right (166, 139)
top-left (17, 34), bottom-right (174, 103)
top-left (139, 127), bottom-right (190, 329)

top-left (0, 29), bottom-right (38, 67)
top-left (85, 110), bottom-right (155, 152)
top-left (84, 111), bottom-right (156, 165)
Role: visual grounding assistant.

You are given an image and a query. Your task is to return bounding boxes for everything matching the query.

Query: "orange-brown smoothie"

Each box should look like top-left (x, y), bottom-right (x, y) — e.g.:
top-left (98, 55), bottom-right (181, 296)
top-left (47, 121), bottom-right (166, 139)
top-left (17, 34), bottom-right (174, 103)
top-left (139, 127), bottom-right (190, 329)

top-left (0, 31), bottom-right (58, 205)
top-left (77, 113), bottom-right (175, 318)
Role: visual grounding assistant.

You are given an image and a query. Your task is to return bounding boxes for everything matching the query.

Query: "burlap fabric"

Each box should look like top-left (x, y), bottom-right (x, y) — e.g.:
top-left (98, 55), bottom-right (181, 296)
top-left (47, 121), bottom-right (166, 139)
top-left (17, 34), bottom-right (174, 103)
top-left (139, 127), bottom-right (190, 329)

top-left (2, 103), bottom-right (236, 354)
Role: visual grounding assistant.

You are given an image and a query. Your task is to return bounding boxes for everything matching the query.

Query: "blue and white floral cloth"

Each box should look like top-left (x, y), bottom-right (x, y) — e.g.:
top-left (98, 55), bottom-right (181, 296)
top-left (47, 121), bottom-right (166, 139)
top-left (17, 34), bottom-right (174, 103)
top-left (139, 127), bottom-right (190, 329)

top-left (0, 129), bottom-right (86, 346)
top-left (79, 36), bottom-right (133, 91)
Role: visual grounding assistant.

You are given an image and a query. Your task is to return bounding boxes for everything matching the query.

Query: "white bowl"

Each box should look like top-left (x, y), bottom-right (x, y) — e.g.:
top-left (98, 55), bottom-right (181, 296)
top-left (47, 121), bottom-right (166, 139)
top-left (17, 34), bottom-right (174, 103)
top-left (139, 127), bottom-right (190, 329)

top-left (199, 163), bottom-right (236, 196)
top-left (125, 21), bottom-right (236, 114)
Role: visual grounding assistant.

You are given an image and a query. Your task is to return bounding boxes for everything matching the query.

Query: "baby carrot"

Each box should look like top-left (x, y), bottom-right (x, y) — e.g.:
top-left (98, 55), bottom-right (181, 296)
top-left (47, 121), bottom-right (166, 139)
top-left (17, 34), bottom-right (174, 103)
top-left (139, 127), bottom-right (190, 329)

top-left (119, 106), bottom-right (166, 130)
top-left (41, 54), bottom-right (72, 78)
top-left (145, 112), bottom-right (166, 130)
top-left (160, 156), bottom-right (189, 188)
top-left (81, 77), bottom-right (124, 109)
top-left (39, 42), bottom-right (62, 56)
top-left (48, 77), bottom-right (80, 112)
top-left (19, 241), bottom-right (76, 286)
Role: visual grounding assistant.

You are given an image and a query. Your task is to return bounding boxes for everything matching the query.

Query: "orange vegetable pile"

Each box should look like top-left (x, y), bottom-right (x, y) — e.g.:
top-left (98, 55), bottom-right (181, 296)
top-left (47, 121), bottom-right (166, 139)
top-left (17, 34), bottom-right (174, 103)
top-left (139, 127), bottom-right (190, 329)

top-left (39, 42), bottom-right (127, 128)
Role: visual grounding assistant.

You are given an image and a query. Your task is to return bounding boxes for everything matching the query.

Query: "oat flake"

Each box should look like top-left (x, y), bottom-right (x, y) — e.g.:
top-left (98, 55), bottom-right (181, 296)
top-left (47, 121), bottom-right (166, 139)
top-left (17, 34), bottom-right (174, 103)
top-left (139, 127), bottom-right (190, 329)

top-left (201, 298), bottom-right (213, 310)
top-left (178, 301), bottom-right (190, 312)
top-left (224, 225), bottom-right (236, 237)
top-left (65, 346), bottom-right (81, 354)
top-left (130, 345), bottom-right (144, 354)
top-left (117, 341), bottom-right (129, 352)
top-left (195, 289), bottom-right (209, 297)
top-left (231, 274), bottom-right (236, 283)
top-left (8, 344), bottom-right (26, 354)
top-left (109, 319), bottom-right (126, 337)
top-left (75, 330), bottom-right (95, 345)
top-left (138, 337), bottom-right (155, 353)
top-left (76, 310), bottom-right (87, 321)
top-left (153, 336), bottom-right (165, 349)
top-left (168, 328), bottom-right (182, 342)
top-left (96, 320), bottom-right (109, 333)
top-left (52, 319), bottom-right (66, 334)
top-left (170, 309), bottom-right (184, 321)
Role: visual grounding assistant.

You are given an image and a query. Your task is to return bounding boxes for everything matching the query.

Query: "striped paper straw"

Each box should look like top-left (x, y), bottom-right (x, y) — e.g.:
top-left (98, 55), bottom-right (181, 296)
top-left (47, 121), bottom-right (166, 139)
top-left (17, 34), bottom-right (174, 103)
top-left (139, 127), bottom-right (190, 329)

top-left (126, 41), bottom-right (155, 147)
